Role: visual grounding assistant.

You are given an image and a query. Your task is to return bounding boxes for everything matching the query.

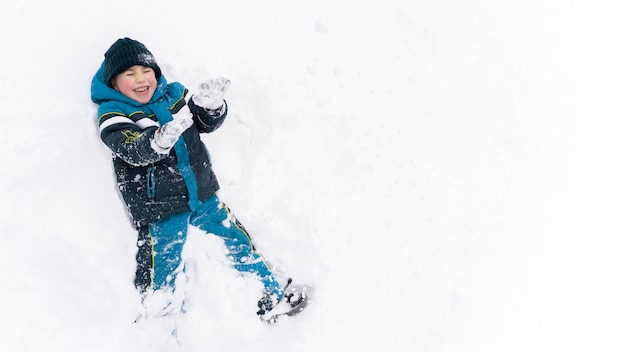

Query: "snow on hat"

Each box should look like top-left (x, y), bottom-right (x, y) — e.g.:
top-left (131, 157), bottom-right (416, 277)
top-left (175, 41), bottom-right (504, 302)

top-left (104, 38), bottom-right (162, 86)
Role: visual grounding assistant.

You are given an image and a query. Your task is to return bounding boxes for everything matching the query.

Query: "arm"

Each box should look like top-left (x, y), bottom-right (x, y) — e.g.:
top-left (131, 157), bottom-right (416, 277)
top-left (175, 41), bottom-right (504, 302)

top-left (188, 98), bottom-right (227, 133)
top-left (98, 110), bottom-right (169, 166)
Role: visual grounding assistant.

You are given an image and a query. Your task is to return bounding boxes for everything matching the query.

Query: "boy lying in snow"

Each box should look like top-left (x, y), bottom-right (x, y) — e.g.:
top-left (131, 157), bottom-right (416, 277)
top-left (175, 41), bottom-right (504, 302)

top-left (90, 37), bottom-right (306, 323)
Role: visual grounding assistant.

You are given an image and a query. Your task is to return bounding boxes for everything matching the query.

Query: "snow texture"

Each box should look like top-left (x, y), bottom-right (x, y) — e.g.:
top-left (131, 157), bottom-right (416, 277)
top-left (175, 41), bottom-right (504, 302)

top-left (2, 0), bottom-right (626, 351)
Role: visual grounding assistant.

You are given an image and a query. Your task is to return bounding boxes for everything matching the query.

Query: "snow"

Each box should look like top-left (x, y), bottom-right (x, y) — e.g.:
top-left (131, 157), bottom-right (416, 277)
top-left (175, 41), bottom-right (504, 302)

top-left (2, 0), bottom-right (626, 351)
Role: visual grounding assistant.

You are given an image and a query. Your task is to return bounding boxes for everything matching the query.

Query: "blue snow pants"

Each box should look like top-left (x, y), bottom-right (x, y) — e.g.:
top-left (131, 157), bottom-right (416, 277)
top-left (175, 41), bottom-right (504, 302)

top-left (134, 195), bottom-right (284, 299)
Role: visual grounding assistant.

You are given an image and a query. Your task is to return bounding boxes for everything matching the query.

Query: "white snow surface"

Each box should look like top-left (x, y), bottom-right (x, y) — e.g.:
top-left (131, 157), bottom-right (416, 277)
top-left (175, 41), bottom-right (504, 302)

top-left (2, 0), bottom-right (626, 351)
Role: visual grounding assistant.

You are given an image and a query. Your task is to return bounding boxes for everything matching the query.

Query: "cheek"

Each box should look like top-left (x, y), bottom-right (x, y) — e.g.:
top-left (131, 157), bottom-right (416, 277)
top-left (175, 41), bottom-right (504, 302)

top-left (116, 79), bottom-right (134, 94)
top-left (123, 79), bottom-right (135, 89)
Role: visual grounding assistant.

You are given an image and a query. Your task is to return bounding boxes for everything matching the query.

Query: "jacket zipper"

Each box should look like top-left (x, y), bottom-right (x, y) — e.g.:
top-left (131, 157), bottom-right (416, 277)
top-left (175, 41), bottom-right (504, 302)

top-left (146, 166), bottom-right (156, 199)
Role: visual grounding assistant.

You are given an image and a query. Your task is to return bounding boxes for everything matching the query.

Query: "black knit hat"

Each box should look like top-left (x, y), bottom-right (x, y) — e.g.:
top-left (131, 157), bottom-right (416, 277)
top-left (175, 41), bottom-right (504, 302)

top-left (104, 38), bottom-right (162, 86)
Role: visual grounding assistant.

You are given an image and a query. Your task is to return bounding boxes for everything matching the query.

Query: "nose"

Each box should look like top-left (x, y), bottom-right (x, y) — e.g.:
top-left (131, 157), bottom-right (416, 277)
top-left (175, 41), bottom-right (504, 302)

top-left (136, 75), bottom-right (145, 83)
top-left (135, 71), bottom-right (147, 83)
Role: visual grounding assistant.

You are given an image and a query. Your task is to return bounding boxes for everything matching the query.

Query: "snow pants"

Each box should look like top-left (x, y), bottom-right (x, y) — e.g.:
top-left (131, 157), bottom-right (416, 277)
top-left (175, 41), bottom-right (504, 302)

top-left (134, 194), bottom-right (284, 299)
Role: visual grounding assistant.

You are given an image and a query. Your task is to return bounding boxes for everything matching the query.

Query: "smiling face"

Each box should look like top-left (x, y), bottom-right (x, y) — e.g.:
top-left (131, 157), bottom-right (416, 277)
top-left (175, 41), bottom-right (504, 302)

top-left (111, 65), bottom-right (157, 104)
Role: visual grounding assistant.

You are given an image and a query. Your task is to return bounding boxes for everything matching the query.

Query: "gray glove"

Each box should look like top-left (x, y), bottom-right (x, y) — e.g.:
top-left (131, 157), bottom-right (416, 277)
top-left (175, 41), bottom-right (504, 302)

top-left (193, 77), bottom-right (231, 111)
top-left (150, 117), bottom-right (194, 154)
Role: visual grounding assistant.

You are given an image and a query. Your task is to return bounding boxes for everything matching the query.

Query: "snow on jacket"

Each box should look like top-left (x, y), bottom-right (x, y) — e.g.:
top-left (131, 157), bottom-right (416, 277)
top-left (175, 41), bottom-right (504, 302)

top-left (91, 62), bottom-right (225, 227)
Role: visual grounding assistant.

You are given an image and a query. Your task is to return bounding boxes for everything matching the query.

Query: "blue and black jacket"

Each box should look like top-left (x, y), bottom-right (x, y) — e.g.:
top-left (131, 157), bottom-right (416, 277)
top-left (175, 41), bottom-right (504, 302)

top-left (91, 62), bottom-right (226, 227)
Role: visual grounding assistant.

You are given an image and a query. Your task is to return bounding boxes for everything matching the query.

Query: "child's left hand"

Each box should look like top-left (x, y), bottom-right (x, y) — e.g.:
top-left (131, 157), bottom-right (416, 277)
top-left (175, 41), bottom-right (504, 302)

top-left (193, 77), bottom-right (231, 111)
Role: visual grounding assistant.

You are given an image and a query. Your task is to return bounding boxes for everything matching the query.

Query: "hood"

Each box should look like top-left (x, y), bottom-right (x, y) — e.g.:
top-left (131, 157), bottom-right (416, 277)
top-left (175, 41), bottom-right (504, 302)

top-left (90, 61), bottom-right (168, 107)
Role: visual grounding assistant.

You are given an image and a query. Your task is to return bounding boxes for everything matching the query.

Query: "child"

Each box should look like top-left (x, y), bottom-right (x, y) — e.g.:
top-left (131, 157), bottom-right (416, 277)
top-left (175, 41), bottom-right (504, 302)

top-left (90, 38), bottom-right (306, 322)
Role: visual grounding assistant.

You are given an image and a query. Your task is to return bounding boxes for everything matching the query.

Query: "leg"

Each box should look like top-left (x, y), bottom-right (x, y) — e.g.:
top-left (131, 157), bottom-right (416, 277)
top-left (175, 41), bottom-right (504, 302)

top-left (134, 216), bottom-right (189, 319)
top-left (138, 213), bottom-right (189, 290)
top-left (190, 195), bottom-right (284, 298)
top-left (134, 225), bottom-right (152, 293)
top-left (149, 212), bottom-right (189, 291)
top-left (134, 220), bottom-right (188, 292)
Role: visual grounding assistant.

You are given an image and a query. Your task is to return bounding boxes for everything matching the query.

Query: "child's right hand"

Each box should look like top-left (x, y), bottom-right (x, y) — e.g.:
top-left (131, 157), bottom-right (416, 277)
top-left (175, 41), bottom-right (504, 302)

top-left (150, 117), bottom-right (194, 154)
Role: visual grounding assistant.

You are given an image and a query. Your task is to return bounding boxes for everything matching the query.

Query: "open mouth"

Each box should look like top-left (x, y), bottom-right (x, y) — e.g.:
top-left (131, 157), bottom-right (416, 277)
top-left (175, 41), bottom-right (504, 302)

top-left (135, 86), bottom-right (149, 94)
